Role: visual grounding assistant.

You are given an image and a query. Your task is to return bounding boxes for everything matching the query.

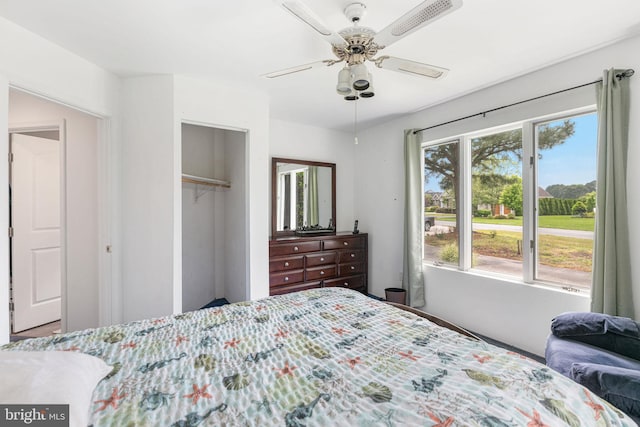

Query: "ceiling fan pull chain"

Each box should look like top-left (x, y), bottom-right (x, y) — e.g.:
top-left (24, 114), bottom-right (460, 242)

top-left (354, 98), bottom-right (359, 145)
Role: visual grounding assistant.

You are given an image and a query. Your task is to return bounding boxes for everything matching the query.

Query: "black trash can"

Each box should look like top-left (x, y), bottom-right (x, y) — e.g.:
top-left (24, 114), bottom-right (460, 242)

top-left (385, 287), bottom-right (407, 305)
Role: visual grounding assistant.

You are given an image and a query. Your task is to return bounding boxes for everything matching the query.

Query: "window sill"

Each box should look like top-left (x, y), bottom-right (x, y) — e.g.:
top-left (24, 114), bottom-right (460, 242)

top-left (423, 261), bottom-right (591, 298)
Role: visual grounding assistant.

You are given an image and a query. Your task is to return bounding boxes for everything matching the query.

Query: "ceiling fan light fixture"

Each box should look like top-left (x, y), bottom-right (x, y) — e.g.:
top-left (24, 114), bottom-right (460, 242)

top-left (336, 66), bottom-right (352, 95)
top-left (360, 73), bottom-right (375, 98)
top-left (344, 88), bottom-right (359, 101)
top-left (351, 63), bottom-right (370, 90)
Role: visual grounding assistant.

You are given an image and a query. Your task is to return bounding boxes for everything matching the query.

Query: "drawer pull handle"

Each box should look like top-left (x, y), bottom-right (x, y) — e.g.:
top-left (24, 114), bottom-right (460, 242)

top-left (284, 277), bottom-right (289, 282)
top-left (320, 257), bottom-right (325, 261)
top-left (320, 271), bottom-right (325, 275)
top-left (343, 242), bottom-right (349, 246)
top-left (284, 262), bottom-right (289, 267)
top-left (293, 246), bottom-right (299, 252)
top-left (350, 253), bottom-right (355, 258)
top-left (343, 282), bottom-right (348, 287)
top-left (350, 266), bottom-right (355, 270)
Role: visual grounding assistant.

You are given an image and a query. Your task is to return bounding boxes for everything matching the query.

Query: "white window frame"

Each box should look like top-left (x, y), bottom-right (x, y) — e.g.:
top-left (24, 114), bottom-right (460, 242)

top-left (422, 106), bottom-right (597, 290)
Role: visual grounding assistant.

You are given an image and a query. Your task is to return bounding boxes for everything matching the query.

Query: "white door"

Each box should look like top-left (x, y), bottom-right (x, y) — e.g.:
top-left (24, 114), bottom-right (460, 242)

top-left (11, 133), bottom-right (62, 332)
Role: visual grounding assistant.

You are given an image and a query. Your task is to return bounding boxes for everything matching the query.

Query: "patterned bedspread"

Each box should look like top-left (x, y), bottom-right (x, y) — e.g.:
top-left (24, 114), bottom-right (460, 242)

top-left (2, 288), bottom-right (636, 426)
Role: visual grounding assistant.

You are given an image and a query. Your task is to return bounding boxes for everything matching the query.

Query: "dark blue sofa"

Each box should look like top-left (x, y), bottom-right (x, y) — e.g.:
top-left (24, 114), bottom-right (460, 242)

top-left (545, 312), bottom-right (640, 423)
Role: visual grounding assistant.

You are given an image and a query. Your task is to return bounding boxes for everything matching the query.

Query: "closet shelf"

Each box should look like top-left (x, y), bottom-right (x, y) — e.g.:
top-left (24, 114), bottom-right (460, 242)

top-left (181, 173), bottom-right (231, 189)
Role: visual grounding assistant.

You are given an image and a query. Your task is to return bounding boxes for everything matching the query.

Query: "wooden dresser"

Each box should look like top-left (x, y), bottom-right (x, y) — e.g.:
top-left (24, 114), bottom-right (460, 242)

top-left (269, 232), bottom-right (368, 296)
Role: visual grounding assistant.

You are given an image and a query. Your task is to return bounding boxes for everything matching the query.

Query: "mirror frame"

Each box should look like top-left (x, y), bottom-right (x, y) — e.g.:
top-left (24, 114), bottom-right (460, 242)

top-left (271, 157), bottom-right (336, 237)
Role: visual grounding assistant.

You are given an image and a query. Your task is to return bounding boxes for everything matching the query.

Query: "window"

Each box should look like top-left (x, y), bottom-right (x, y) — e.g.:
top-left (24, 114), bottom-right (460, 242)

top-left (422, 110), bottom-right (597, 291)
top-left (534, 114), bottom-right (597, 290)
top-left (424, 140), bottom-right (459, 266)
top-left (471, 128), bottom-right (523, 275)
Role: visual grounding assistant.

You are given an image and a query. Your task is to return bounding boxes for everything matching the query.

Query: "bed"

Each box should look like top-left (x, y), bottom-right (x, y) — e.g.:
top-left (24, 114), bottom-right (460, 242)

top-left (1, 287), bottom-right (636, 426)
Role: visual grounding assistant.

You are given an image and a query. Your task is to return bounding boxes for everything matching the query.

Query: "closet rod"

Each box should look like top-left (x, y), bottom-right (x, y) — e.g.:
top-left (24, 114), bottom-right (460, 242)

top-left (413, 69), bottom-right (635, 134)
top-left (182, 174), bottom-right (231, 188)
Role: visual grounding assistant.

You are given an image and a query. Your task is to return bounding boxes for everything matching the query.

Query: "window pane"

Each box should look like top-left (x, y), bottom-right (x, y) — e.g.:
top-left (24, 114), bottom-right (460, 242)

top-left (471, 129), bottom-right (523, 275)
top-left (536, 113), bottom-right (596, 290)
top-left (423, 141), bottom-right (459, 266)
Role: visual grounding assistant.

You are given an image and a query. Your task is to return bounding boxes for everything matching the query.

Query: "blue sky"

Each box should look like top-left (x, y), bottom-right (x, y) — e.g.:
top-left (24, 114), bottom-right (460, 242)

top-left (538, 113), bottom-right (597, 189)
top-left (423, 112), bottom-right (597, 192)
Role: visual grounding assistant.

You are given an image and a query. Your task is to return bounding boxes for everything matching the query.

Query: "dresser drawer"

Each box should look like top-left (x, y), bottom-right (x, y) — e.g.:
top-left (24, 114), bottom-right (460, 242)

top-left (339, 262), bottom-right (365, 275)
top-left (306, 265), bottom-right (337, 281)
top-left (269, 240), bottom-right (322, 257)
top-left (270, 282), bottom-right (321, 296)
top-left (305, 252), bottom-right (336, 267)
top-left (323, 275), bottom-right (365, 291)
top-left (338, 249), bottom-right (364, 263)
top-left (323, 236), bottom-right (365, 250)
top-left (269, 270), bottom-right (304, 287)
top-left (269, 256), bottom-right (304, 272)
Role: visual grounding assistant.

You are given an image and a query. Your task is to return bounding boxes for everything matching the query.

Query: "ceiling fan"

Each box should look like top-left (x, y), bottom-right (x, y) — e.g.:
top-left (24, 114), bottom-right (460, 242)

top-left (266, 0), bottom-right (463, 100)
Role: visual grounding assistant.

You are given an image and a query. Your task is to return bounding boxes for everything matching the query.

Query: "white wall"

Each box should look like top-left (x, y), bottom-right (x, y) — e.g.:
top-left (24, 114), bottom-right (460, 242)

top-left (0, 77), bottom-right (8, 343)
top-left (355, 34), bottom-right (640, 356)
top-left (9, 89), bottom-right (100, 332)
top-left (269, 119), bottom-right (356, 233)
top-left (120, 75), bottom-right (177, 322)
top-left (0, 17), bottom-right (118, 118)
top-left (0, 17), bottom-right (119, 344)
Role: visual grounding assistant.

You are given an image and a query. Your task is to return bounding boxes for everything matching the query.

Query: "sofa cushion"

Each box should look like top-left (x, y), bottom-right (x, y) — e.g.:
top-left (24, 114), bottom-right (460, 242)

top-left (570, 363), bottom-right (640, 422)
top-left (550, 312), bottom-right (640, 361)
top-left (545, 334), bottom-right (640, 378)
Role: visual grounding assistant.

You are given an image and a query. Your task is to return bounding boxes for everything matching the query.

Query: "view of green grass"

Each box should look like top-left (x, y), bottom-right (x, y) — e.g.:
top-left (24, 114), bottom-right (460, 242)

top-left (538, 234), bottom-right (593, 271)
top-left (537, 216), bottom-right (594, 231)
top-left (426, 214), bottom-right (594, 231)
top-left (471, 230), bottom-right (522, 260)
top-left (425, 228), bottom-right (593, 271)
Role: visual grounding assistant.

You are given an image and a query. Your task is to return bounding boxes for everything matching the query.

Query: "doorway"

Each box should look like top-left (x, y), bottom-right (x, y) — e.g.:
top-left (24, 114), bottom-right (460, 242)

top-left (6, 87), bottom-right (104, 339)
top-left (9, 125), bottom-right (65, 335)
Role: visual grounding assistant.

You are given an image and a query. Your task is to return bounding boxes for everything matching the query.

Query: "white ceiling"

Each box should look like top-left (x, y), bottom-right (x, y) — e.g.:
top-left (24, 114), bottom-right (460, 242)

top-left (1, 0), bottom-right (640, 131)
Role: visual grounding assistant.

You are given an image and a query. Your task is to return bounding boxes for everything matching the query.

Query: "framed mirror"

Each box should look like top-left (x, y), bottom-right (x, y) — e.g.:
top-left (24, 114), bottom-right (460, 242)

top-left (271, 157), bottom-right (336, 237)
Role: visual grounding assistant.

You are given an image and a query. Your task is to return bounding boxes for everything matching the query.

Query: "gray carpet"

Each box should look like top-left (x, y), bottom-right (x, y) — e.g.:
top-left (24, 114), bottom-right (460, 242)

top-left (473, 332), bottom-right (545, 364)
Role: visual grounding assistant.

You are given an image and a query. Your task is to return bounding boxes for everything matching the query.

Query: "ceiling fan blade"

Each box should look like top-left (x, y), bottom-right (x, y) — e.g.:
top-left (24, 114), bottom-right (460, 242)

top-left (375, 56), bottom-right (448, 79)
top-left (373, 0), bottom-right (462, 49)
top-left (275, 0), bottom-right (347, 46)
top-left (262, 60), bottom-right (337, 79)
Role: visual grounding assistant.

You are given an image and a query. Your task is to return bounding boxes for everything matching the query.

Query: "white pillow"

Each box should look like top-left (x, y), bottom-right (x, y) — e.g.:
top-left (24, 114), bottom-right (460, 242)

top-left (0, 351), bottom-right (112, 427)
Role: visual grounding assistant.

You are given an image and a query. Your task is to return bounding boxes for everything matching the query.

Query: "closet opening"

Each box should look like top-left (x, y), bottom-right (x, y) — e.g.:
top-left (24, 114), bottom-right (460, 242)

top-left (181, 123), bottom-right (247, 312)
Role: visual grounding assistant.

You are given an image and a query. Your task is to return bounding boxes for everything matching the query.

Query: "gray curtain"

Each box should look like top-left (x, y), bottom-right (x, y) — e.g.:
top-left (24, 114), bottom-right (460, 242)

top-left (307, 166), bottom-right (319, 226)
top-left (591, 68), bottom-right (634, 317)
top-left (403, 129), bottom-right (426, 307)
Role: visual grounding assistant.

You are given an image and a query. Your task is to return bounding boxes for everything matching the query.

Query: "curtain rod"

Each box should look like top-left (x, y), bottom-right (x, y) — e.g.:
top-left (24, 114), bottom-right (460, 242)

top-left (413, 68), bottom-right (635, 134)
